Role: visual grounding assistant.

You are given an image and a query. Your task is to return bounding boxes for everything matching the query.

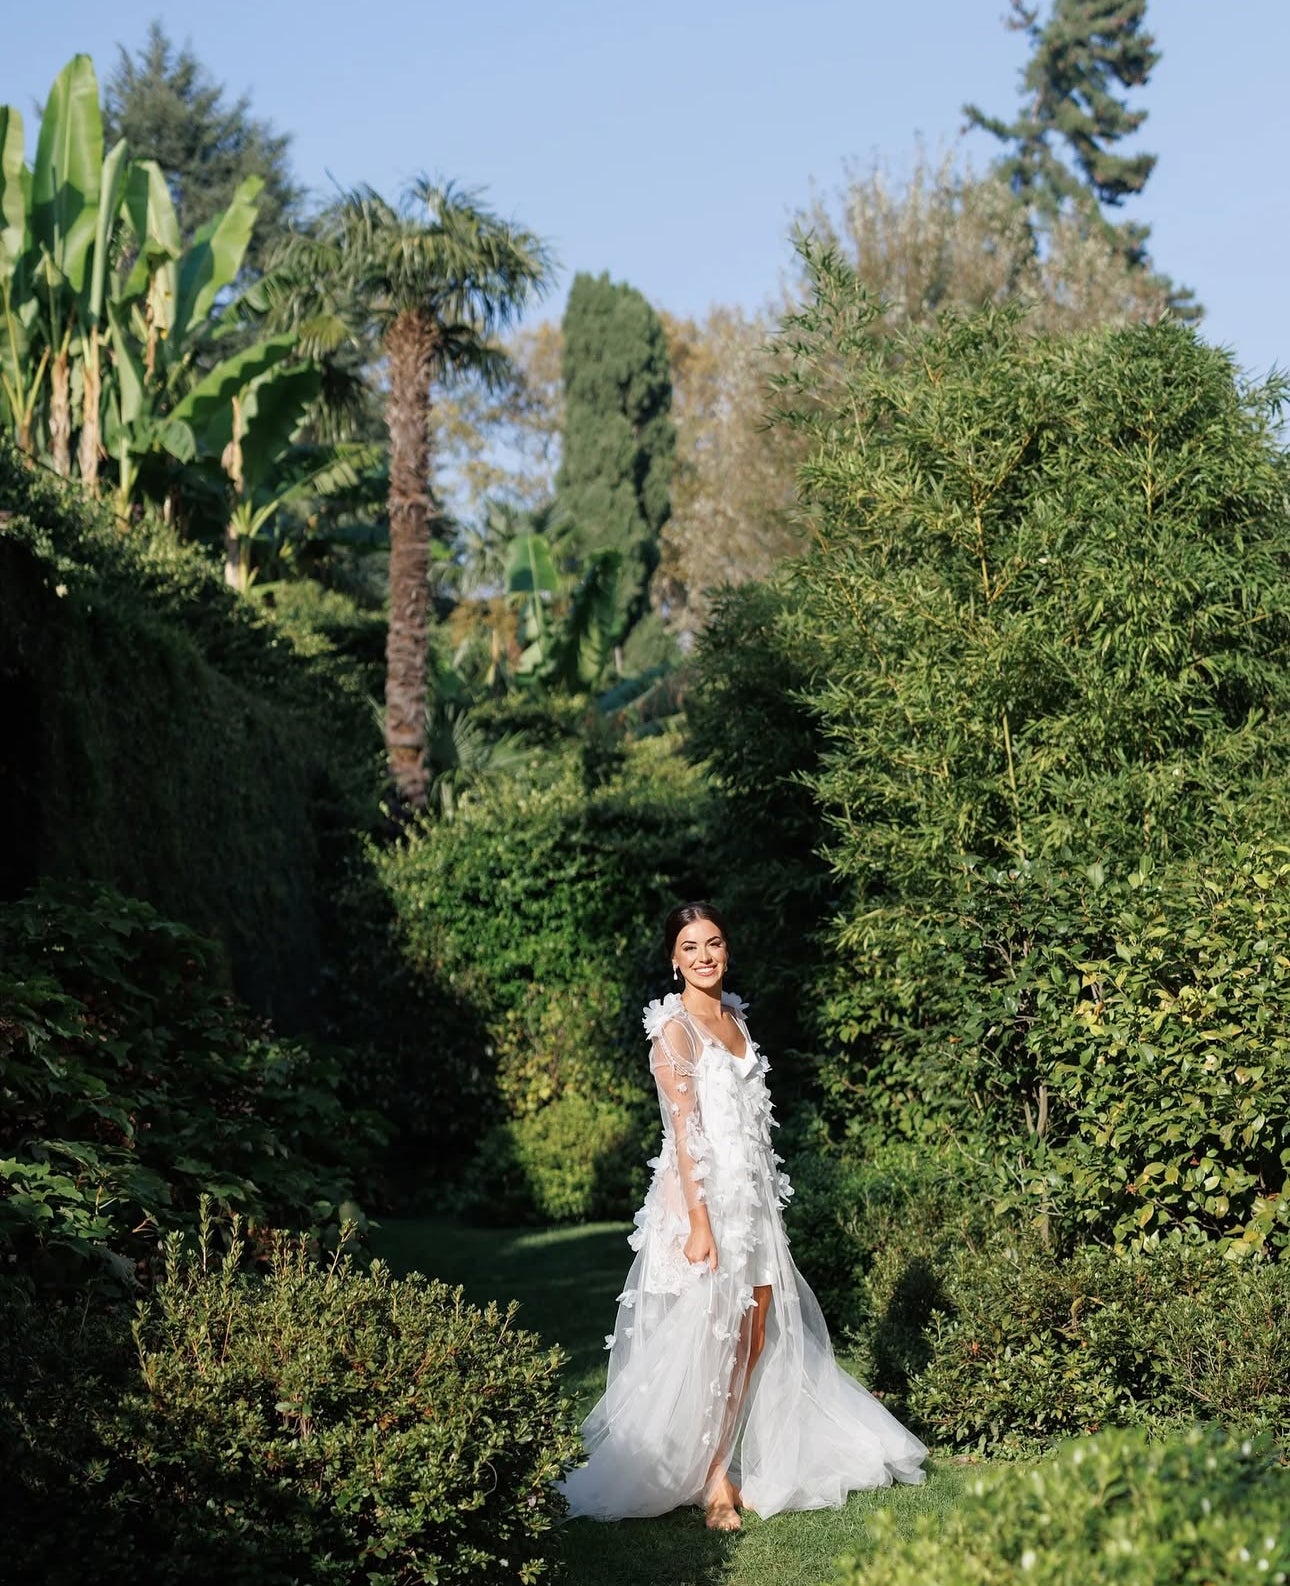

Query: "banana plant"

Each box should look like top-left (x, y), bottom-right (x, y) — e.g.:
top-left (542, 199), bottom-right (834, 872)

top-left (0, 103), bottom-right (41, 449)
top-left (507, 528), bottom-right (560, 669)
top-left (219, 360), bottom-right (380, 591)
top-left (540, 550), bottom-right (622, 691)
top-left (26, 55), bottom-right (131, 478)
top-left (106, 168), bottom-right (284, 521)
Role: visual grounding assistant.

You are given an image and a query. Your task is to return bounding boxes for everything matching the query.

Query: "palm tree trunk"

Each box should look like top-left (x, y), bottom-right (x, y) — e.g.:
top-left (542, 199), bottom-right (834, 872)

top-left (384, 307), bottom-right (438, 811)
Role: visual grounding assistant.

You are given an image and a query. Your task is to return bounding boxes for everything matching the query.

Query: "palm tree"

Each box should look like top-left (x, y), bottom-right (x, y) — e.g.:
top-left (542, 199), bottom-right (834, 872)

top-left (275, 181), bottom-right (551, 810)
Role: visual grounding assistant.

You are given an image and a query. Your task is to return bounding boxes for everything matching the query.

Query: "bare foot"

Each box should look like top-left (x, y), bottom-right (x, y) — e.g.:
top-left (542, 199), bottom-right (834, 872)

top-left (705, 1498), bottom-right (741, 1531)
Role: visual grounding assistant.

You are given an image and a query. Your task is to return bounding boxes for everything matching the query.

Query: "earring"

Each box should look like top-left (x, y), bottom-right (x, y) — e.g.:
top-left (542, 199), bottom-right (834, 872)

top-left (672, 964), bottom-right (680, 983)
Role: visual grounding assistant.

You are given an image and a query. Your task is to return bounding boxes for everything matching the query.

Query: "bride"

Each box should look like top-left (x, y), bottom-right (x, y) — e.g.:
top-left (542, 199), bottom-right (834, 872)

top-left (560, 902), bottom-right (927, 1529)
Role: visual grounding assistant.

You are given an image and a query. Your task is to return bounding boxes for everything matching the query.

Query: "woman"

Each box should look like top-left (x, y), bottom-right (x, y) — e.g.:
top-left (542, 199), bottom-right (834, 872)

top-left (560, 902), bottom-right (927, 1529)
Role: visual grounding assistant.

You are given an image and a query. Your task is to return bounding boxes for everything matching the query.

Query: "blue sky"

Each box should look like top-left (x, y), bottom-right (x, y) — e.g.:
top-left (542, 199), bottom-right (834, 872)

top-left (10, 2), bottom-right (1288, 378)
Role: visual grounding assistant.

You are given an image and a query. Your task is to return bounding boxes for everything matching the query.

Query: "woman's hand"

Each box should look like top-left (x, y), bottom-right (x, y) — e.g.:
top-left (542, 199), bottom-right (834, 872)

top-left (684, 1211), bottom-right (718, 1271)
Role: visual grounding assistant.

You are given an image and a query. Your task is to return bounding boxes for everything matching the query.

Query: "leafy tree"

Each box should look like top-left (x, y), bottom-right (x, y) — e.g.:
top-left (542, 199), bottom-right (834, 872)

top-left (275, 182), bottom-right (551, 811)
top-left (802, 149), bottom-right (1171, 340)
top-left (103, 21), bottom-right (302, 275)
top-left (556, 271), bottom-right (674, 643)
top-left (776, 245), bottom-right (1290, 902)
top-left (658, 306), bottom-right (807, 638)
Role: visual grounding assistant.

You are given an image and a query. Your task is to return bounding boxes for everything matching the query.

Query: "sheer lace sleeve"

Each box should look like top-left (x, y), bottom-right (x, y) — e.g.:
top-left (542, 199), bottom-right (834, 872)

top-left (649, 1015), bottom-right (708, 1213)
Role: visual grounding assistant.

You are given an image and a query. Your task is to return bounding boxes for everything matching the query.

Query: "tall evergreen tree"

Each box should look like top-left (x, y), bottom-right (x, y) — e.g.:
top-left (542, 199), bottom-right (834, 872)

top-left (556, 272), bottom-right (674, 639)
top-left (965, 0), bottom-right (1159, 268)
top-left (103, 22), bottom-right (302, 274)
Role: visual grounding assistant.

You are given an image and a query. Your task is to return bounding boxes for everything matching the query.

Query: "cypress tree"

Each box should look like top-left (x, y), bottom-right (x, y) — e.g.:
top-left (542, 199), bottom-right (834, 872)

top-left (556, 272), bottom-right (674, 640)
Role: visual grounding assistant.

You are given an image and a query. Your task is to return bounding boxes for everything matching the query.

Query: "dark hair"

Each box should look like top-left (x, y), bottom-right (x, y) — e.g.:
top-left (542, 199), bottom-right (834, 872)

top-left (662, 901), bottom-right (731, 962)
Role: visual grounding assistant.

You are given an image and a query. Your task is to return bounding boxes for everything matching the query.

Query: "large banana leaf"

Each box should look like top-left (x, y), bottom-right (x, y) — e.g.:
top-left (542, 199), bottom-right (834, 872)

top-left (235, 361), bottom-right (322, 492)
top-left (506, 531), bottom-right (560, 595)
top-left (105, 299), bottom-right (146, 426)
top-left (85, 138), bottom-right (130, 323)
top-left (120, 159), bottom-right (180, 325)
top-left (0, 105), bottom-right (27, 270)
top-left (173, 174), bottom-right (263, 348)
top-left (167, 334), bottom-right (297, 453)
top-left (30, 55), bottom-right (101, 298)
top-left (545, 550), bottom-right (622, 691)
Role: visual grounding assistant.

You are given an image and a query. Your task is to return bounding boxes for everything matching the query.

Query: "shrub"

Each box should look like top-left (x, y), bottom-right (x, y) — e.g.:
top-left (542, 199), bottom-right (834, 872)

top-left (374, 743), bottom-right (717, 1214)
top-left (908, 1238), bottom-right (1290, 1454)
top-left (836, 1424), bottom-right (1290, 1586)
top-left (0, 882), bottom-right (384, 1275)
top-left (815, 845), bottom-right (1290, 1260)
top-left (465, 1093), bottom-right (648, 1225)
top-left (785, 1132), bottom-right (995, 1401)
top-left (1, 1229), bottom-right (581, 1586)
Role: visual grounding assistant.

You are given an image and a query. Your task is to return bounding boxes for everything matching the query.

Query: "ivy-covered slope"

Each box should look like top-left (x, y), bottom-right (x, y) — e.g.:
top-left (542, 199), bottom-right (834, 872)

top-left (0, 444), bottom-right (377, 1020)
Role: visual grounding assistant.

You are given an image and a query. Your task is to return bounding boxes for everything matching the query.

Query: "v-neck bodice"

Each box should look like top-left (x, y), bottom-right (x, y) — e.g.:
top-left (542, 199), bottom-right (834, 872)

top-left (676, 996), bottom-right (751, 1064)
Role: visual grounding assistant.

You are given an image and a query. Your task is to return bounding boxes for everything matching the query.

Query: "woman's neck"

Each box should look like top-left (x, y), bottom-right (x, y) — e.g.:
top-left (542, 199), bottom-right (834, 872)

top-left (681, 985), bottom-right (725, 1019)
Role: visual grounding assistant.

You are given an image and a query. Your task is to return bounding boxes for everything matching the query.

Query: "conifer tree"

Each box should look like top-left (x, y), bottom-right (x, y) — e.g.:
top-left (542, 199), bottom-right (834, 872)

top-left (966, 0), bottom-right (1159, 268)
top-left (556, 272), bottom-right (674, 640)
top-left (104, 22), bottom-right (302, 274)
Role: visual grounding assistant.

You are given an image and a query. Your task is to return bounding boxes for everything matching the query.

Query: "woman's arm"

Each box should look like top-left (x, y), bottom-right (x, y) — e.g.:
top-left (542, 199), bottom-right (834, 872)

top-left (651, 1020), bottom-right (718, 1271)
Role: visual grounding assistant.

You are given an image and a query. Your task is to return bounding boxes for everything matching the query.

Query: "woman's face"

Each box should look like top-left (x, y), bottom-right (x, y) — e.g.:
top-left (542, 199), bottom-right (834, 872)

top-left (672, 918), bottom-right (729, 993)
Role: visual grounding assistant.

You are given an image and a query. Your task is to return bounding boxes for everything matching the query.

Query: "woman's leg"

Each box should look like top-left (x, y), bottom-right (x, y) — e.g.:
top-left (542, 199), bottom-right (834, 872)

top-left (705, 1285), bottom-right (773, 1529)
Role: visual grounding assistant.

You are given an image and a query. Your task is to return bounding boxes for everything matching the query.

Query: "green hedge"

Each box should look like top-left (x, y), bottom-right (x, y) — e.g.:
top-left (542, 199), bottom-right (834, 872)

top-left (837, 1425), bottom-right (1289, 1586)
top-left (465, 1092), bottom-right (648, 1225)
top-left (812, 844), bottom-right (1290, 1261)
top-left (0, 443), bottom-right (377, 1020)
top-left (1, 1231), bottom-right (579, 1586)
top-left (910, 1236), bottom-right (1290, 1454)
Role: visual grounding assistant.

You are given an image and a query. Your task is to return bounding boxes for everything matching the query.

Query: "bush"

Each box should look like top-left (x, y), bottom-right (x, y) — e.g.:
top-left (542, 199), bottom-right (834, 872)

top-left (786, 1132), bottom-right (995, 1398)
top-left (465, 1093), bottom-right (648, 1225)
top-left (815, 845), bottom-right (1290, 1260)
top-left (789, 1135), bottom-right (1290, 1454)
top-left (836, 1424), bottom-right (1290, 1586)
top-left (1, 1229), bottom-right (580, 1586)
top-left (0, 882), bottom-right (384, 1276)
top-left (908, 1237), bottom-right (1290, 1455)
top-left (374, 743), bottom-right (717, 1214)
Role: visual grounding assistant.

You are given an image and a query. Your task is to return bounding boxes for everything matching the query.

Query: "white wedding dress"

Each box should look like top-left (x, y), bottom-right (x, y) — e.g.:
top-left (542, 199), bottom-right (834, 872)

top-left (560, 991), bottom-right (927, 1520)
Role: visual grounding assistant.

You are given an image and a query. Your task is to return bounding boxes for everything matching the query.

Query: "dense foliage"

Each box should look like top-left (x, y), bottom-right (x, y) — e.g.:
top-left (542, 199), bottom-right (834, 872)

top-left (0, 442), bottom-right (376, 1016)
top-left (0, 883), bottom-right (383, 1276)
top-left (814, 844), bottom-right (1290, 1258)
top-left (1, 1229), bottom-right (579, 1586)
top-left (837, 1424), bottom-right (1289, 1586)
top-left (373, 741), bottom-right (714, 1216)
top-left (704, 254), bottom-right (1290, 1457)
top-left (719, 251), bottom-right (1290, 1197)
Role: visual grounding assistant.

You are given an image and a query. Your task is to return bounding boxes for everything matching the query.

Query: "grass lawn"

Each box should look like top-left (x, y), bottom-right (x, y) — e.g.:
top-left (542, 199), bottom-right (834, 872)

top-left (373, 1218), bottom-right (964, 1586)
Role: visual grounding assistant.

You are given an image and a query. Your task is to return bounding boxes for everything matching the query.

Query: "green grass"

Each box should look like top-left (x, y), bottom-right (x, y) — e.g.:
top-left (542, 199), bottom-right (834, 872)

top-left (373, 1218), bottom-right (965, 1586)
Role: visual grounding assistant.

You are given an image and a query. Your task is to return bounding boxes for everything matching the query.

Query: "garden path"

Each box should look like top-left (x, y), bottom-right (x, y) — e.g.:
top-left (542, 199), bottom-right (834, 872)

top-left (374, 1219), bottom-right (959, 1586)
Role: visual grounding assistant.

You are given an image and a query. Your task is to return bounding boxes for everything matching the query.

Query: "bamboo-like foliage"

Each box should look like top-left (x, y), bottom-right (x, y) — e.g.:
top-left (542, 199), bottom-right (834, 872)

top-left (775, 243), bottom-right (1290, 916)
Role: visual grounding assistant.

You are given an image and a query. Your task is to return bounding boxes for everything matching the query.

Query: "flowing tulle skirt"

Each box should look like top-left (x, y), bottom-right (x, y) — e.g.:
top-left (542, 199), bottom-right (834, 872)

top-left (560, 1144), bottom-right (927, 1520)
